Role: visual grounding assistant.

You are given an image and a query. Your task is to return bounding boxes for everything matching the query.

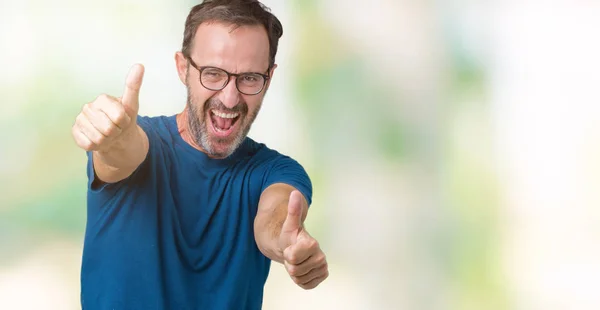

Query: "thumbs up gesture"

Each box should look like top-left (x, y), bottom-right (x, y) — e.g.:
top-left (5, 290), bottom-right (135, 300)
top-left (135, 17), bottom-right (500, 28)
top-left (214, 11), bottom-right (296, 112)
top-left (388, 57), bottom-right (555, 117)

top-left (72, 64), bottom-right (145, 152)
top-left (278, 191), bottom-right (329, 290)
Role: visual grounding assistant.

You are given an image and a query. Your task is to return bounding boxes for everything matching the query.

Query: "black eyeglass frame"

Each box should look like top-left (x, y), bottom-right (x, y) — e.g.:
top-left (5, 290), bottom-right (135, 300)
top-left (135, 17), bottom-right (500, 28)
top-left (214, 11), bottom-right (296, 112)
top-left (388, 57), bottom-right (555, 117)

top-left (186, 57), bottom-right (271, 96)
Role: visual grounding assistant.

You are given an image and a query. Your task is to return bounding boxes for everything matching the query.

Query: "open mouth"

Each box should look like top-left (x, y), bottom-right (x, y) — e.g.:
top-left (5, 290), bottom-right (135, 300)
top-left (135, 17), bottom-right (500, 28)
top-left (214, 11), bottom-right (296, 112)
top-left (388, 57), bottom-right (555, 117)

top-left (209, 109), bottom-right (241, 137)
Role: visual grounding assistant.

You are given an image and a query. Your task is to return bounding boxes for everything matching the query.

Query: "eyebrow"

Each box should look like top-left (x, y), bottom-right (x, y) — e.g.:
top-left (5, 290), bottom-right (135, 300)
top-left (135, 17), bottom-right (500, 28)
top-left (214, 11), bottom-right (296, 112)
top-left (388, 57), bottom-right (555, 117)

top-left (187, 57), bottom-right (270, 75)
top-left (200, 64), bottom-right (269, 75)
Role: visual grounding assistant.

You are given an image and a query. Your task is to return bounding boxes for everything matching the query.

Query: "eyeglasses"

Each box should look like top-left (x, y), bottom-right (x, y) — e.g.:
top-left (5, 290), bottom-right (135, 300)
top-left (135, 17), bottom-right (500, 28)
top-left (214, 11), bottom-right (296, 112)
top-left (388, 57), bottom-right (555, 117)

top-left (187, 57), bottom-right (270, 96)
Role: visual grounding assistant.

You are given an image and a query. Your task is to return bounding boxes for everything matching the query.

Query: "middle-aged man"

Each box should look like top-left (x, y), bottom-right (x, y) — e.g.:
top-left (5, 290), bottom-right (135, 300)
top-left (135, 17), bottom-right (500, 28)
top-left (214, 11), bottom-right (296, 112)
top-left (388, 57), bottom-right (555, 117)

top-left (71, 0), bottom-right (329, 309)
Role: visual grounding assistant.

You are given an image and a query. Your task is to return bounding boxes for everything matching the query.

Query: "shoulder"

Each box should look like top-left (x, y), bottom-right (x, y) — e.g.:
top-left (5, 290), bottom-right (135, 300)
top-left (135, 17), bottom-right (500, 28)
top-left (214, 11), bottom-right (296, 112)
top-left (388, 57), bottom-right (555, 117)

top-left (136, 115), bottom-right (177, 147)
top-left (137, 115), bottom-right (171, 135)
top-left (242, 138), bottom-right (313, 204)
top-left (241, 138), bottom-right (297, 166)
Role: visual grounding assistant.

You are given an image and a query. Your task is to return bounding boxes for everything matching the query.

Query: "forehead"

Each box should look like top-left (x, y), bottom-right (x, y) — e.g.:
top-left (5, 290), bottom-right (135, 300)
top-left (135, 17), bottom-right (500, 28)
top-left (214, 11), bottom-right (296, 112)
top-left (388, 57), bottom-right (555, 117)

top-left (191, 22), bottom-right (270, 72)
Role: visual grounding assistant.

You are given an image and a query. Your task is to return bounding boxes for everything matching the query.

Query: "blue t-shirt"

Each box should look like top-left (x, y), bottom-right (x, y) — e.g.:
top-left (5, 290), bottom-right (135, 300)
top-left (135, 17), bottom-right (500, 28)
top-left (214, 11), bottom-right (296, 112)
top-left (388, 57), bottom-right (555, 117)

top-left (81, 115), bottom-right (312, 310)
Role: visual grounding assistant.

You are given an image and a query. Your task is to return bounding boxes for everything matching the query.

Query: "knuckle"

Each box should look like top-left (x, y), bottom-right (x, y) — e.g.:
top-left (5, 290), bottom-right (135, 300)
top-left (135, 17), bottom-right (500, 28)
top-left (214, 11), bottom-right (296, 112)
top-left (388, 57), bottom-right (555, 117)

top-left (115, 110), bottom-right (130, 126)
top-left (73, 124), bottom-right (96, 151)
top-left (307, 238), bottom-right (318, 249)
top-left (97, 93), bottom-right (110, 102)
top-left (79, 138), bottom-right (93, 151)
top-left (94, 94), bottom-right (112, 108)
top-left (292, 276), bottom-right (302, 285)
top-left (83, 102), bottom-right (92, 113)
top-left (75, 114), bottom-right (83, 125)
top-left (285, 252), bottom-right (298, 264)
top-left (71, 125), bottom-right (79, 137)
top-left (317, 254), bottom-right (326, 265)
top-left (101, 125), bottom-right (112, 136)
top-left (87, 130), bottom-right (102, 144)
top-left (84, 102), bottom-right (97, 115)
top-left (103, 124), bottom-right (118, 137)
top-left (83, 142), bottom-right (94, 151)
top-left (75, 115), bottom-right (88, 130)
top-left (96, 134), bottom-right (106, 145)
top-left (78, 108), bottom-right (89, 118)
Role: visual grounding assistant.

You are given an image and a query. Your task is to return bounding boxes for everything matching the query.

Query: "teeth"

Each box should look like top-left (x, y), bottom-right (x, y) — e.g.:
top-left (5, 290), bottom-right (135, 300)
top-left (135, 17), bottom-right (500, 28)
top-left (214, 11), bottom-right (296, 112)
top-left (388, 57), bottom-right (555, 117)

top-left (211, 110), bottom-right (239, 119)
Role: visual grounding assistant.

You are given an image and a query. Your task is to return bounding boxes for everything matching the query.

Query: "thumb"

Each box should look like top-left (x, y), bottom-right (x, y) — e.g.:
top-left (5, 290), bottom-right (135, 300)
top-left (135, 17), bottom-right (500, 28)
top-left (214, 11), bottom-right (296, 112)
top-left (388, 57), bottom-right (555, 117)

top-left (121, 64), bottom-right (145, 120)
top-left (279, 190), bottom-right (304, 247)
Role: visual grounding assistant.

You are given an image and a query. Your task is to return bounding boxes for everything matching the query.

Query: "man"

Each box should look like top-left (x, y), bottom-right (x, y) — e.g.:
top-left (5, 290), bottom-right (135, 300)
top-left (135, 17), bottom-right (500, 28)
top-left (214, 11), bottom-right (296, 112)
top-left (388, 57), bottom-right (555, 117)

top-left (71, 0), bottom-right (328, 309)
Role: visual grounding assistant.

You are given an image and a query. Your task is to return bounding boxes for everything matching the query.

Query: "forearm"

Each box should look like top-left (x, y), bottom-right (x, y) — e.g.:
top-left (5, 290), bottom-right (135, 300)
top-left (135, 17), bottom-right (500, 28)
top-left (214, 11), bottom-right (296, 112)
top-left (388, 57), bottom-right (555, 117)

top-left (255, 184), bottom-right (309, 263)
top-left (254, 200), bottom-right (288, 263)
top-left (93, 125), bottom-right (149, 183)
top-left (255, 186), bottom-right (328, 289)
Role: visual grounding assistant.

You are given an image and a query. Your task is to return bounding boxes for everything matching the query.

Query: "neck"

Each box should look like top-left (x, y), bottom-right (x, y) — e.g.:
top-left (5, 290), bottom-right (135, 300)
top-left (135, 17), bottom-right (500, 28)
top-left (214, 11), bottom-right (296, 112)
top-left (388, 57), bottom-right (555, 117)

top-left (176, 108), bottom-right (208, 154)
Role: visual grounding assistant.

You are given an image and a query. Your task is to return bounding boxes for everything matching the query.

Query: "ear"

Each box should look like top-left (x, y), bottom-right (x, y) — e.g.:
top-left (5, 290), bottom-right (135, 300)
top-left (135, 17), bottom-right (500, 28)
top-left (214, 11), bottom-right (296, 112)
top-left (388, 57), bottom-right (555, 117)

top-left (175, 51), bottom-right (189, 85)
top-left (263, 64), bottom-right (278, 92)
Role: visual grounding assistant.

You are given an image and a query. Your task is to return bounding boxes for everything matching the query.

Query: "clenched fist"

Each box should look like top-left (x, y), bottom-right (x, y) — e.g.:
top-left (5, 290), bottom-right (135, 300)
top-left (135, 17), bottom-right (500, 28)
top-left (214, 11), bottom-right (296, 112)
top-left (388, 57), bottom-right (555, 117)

top-left (279, 191), bottom-right (329, 290)
top-left (72, 64), bottom-right (145, 152)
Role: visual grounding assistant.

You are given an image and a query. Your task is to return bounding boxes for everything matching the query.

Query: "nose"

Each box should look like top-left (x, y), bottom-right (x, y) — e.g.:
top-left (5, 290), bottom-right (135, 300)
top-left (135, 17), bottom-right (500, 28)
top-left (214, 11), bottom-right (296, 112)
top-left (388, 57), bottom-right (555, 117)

top-left (218, 76), bottom-right (241, 109)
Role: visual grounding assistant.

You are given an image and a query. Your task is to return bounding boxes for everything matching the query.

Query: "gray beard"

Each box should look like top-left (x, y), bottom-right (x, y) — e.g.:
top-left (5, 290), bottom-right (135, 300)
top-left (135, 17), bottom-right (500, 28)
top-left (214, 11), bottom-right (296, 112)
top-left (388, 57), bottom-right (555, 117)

top-left (186, 87), bottom-right (261, 158)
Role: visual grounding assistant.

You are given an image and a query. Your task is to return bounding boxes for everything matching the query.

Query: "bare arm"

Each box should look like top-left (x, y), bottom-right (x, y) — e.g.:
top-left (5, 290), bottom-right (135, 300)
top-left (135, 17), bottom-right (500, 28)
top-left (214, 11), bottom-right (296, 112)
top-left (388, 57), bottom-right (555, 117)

top-left (92, 124), bottom-right (149, 183)
top-left (254, 183), bottom-right (308, 263)
top-left (254, 183), bottom-right (329, 290)
top-left (72, 64), bottom-right (149, 183)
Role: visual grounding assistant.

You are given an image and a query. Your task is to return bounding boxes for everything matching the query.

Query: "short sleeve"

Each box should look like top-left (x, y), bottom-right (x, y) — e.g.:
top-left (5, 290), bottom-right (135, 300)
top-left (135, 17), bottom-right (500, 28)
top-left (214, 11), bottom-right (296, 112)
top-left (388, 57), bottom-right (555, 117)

top-left (262, 155), bottom-right (313, 206)
top-left (85, 116), bottom-right (157, 202)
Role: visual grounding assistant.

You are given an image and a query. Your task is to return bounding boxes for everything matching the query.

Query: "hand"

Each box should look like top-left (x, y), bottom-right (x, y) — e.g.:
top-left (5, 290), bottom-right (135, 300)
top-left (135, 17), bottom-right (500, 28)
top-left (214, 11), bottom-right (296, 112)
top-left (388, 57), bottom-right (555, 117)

top-left (278, 190), bottom-right (329, 290)
top-left (72, 64), bottom-right (145, 152)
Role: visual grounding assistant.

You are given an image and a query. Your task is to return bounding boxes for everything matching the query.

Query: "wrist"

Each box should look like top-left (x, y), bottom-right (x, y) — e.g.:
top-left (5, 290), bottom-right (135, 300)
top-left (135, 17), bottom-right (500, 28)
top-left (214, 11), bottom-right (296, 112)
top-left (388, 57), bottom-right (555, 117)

top-left (254, 221), bottom-right (285, 263)
top-left (95, 125), bottom-right (146, 169)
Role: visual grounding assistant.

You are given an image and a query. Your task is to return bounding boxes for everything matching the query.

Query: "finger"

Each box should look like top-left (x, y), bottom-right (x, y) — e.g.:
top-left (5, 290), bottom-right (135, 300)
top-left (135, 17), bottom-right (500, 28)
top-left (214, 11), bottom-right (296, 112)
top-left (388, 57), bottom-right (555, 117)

top-left (96, 99), bottom-right (131, 129)
top-left (82, 103), bottom-right (122, 138)
top-left (299, 274), bottom-right (328, 290)
top-left (291, 263), bottom-right (328, 286)
top-left (121, 64), bottom-right (145, 119)
top-left (280, 190), bottom-right (304, 242)
top-left (284, 231), bottom-right (320, 265)
top-left (76, 114), bottom-right (106, 146)
top-left (72, 125), bottom-right (97, 151)
top-left (283, 242), bottom-right (312, 265)
top-left (285, 251), bottom-right (326, 277)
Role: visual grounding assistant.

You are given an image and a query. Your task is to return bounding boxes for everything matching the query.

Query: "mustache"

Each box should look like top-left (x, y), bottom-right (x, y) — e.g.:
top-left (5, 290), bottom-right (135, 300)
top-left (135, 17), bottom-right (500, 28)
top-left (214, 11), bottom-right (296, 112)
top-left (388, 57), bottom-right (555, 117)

top-left (204, 97), bottom-right (248, 115)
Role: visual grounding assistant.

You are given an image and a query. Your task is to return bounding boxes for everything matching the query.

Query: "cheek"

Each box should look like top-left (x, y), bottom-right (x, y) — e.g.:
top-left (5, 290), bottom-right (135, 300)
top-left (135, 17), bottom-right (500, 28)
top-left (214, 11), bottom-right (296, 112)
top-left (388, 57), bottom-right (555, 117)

top-left (243, 96), bottom-right (263, 113)
top-left (188, 85), bottom-right (214, 111)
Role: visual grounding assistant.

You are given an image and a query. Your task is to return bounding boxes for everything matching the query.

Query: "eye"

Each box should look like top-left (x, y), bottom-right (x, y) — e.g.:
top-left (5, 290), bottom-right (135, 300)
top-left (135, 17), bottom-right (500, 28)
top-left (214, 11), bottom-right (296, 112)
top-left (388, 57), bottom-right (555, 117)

top-left (201, 68), bottom-right (227, 82)
top-left (241, 74), bottom-right (261, 83)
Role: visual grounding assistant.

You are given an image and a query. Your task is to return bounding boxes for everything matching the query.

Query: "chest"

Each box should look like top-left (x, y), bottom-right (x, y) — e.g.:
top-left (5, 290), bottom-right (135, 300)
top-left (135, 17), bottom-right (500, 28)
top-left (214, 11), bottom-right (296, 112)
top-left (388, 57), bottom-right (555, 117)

top-left (153, 160), bottom-right (264, 242)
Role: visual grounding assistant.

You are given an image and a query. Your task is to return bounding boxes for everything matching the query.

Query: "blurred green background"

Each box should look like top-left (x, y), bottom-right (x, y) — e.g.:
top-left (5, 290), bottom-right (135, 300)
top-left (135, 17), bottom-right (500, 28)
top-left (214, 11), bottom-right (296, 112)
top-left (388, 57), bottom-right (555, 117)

top-left (1, 1), bottom-right (600, 309)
